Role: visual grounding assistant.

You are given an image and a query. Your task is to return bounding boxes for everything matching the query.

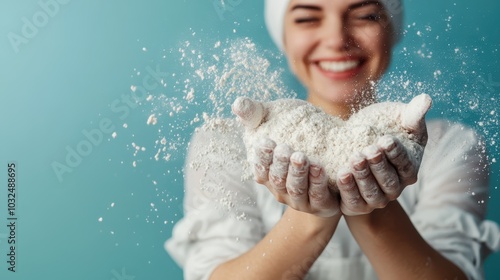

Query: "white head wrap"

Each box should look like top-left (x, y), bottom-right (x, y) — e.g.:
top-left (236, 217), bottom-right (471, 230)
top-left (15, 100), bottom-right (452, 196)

top-left (265, 0), bottom-right (403, 50)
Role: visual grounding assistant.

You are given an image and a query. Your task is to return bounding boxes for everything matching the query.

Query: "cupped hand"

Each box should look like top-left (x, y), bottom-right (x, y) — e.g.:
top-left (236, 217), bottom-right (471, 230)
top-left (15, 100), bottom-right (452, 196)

top-left (337, 94), bottom-right (432, 216)
top-left (253, 137), bottom-right (341, 218)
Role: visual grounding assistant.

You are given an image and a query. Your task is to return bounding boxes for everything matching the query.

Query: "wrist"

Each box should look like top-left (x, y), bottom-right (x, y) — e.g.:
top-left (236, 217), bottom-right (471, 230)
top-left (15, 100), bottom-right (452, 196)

top-left (283, 207), bottom-right (342, 237)
top-left (344, 200), bottom-right (401, 233)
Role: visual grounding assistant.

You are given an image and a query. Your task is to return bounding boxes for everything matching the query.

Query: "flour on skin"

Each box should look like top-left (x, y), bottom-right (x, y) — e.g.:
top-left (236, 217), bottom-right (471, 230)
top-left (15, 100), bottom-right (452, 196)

top-left (233, 94), bottom-right (432, 187)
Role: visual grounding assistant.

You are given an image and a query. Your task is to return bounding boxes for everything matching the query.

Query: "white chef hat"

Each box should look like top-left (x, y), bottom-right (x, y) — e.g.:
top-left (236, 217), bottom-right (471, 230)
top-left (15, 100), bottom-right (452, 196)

top-left (264, 0), bottom-right (404, 50)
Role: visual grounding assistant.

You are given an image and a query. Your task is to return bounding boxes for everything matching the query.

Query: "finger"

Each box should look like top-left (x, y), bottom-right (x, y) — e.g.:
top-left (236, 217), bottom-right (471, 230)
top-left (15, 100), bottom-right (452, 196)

top-left (401, 94), bottom-right (432, 145)
top-left (269, 144), bottom-right (294, 194)
top-left (232, 97), bottom-right (264, 129)
top-left (286, 152), bottom-right (309, 205)
top-left (362, 145), bottom-right (401, 200)
top-left (308, 162), bottom-right (338, 216)
top-left (350, 152), bottom-right (388, 208)
top-left (308, 162), bottom-right (329, 203)
top-left (378, 136), bottom-right (418, 185)
top-left (253, 138), bottom-right (276, 185)
top-left (336, 167), bottom-right (367, 215)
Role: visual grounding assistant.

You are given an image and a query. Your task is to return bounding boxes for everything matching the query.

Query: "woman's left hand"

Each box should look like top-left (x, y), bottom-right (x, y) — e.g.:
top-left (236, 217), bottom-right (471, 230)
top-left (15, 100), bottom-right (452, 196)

top-left (336, 94), bottom-right (431, 216)
top-left (336, 136), bottom-right (418, 216)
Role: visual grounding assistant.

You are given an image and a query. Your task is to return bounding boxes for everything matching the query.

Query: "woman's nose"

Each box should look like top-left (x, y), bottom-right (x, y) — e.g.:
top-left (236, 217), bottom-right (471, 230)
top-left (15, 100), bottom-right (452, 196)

top-left (321, 18), bottom-right (351, 50)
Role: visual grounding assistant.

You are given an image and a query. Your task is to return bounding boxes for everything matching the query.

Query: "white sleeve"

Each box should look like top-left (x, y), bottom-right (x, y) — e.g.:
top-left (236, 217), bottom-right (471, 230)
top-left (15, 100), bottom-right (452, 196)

top-left (165, 120), bottom-right (264, 280)
top-left (411, 121), bottom-right (500, 280)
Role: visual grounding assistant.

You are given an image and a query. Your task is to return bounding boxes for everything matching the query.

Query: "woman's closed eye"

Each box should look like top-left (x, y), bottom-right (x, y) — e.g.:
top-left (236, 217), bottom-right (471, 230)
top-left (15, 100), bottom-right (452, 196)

top-left (358, 13), bottom-right (383, 21)
top-left (295, 17), bottom-right (320, 24)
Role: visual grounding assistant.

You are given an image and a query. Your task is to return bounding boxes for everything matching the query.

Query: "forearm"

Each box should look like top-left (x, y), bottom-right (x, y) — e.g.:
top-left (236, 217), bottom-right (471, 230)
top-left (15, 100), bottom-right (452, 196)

top-left (345, 200), bottom-right (467, 280)
top-left (210, 208), bottom-right (341, 280)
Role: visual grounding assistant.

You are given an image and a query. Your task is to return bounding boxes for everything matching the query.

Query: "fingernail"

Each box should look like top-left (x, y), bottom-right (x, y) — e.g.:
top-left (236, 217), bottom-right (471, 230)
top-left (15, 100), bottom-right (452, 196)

top-left (258, 138), bottom-right (276, 151)
top-left (274, 145), bottom-right (293, 162)
top-left (378, 135), bottom-right (395, 150)
top-left (364, 145), bottom-right (382, 163)
top-left (339, 172), bottom-right (352, 184)
top-left (310, 165), bottom-right (321, 177)
top-left (290, 152), bottom-right (307, 170)
top-left (291, 159), bottom-right (305, 171)
top-left (351, 153), bottom-right (366, 171)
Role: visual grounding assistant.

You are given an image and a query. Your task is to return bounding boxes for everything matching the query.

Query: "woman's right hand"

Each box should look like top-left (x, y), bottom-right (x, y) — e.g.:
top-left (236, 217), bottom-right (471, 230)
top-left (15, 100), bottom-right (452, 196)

top-left (252, 137), bottom-right (341, 218)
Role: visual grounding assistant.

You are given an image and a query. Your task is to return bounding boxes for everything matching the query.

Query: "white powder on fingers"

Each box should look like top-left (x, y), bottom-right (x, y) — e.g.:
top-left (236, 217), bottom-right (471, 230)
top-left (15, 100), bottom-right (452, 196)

top-left (240, 95), bottom-right (430, 187)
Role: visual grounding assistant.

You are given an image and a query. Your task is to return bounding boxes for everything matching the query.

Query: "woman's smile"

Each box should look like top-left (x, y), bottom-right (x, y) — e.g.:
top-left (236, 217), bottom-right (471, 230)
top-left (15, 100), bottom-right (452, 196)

top-left (313, 57), bottom-right (365, 80)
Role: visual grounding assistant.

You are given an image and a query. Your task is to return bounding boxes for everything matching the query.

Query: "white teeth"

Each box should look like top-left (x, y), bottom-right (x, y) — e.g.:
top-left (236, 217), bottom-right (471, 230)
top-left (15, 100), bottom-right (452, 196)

top-left (318, 60), bottom-right (360, 72)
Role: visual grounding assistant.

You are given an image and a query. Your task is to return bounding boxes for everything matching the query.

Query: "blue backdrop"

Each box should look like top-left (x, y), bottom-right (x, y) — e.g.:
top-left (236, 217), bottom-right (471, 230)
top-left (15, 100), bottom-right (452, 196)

top-left (0, 0), bottom-right (498, 279)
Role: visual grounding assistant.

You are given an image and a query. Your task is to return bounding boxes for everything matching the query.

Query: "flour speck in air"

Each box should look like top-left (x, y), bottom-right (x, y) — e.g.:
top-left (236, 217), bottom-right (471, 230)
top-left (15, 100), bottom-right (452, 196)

top-left (147, 114), bottom-right (158, 125)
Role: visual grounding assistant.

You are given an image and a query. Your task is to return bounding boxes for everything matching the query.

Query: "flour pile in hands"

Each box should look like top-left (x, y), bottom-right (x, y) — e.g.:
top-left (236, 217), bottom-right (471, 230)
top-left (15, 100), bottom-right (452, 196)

top-left (233, 94), bottom-right (432, 187)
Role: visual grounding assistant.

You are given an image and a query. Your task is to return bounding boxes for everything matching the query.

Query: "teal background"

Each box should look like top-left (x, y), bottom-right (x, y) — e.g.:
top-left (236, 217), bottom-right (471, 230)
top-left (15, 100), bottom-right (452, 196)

top-left (0, 0), bottom-right (499, 279)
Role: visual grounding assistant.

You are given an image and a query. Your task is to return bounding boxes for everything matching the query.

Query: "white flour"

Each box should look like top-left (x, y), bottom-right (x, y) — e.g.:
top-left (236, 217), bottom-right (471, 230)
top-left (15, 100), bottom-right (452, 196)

top-left (236, 94), bottom-right (431, 186)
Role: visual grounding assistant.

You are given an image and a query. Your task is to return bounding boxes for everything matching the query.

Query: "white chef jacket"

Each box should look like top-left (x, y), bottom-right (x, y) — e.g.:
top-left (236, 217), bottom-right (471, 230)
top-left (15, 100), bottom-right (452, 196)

top-left (166, 119), bottom-right (500, 280)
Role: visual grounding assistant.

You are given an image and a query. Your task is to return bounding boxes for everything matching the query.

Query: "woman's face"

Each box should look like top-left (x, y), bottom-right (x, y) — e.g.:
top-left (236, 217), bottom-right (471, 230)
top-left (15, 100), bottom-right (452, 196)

top-left (283, 0), bottom-right (393, 117)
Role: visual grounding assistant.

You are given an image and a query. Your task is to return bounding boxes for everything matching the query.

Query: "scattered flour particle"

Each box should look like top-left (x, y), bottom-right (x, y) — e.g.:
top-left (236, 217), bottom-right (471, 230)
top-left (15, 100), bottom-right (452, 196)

top-left (142, 47), bottom-right (147, 52)
top-left (433, 70), bottom-right (442, 79)
top-left (154, 149), bottom-right (161, 161)
top-left (111, 202), bottom-right (115, 208)
top-left (186, 88), bottom-right (195, 102)
top-left (195, 70), bottom-right (205, 80)
top-left (112, 132), bottom-right (117, 139)
top-left (132, 161), bottom-right (137, 167)
top-left (160, 137), bottom-right (167, 145)
top-left (146, 95), bottom-right (154, 101)
top-left (98, 217), bottom-right (103, 222)
top-left (147, 114), bottom-right (158, 125)
top-left (123, 123), bottom-right (128, 128)
top-left (191, 115), bottom-right (200, 124)
top-left (130, 85), bottom-right (137, 92)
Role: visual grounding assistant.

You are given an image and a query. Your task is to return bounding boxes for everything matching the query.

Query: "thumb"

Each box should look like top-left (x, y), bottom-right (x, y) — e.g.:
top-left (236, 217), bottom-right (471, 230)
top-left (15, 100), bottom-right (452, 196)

top-left (232, 97), bottom-right (265, 129)
top-left (401, 94), bottom-right (432, 144)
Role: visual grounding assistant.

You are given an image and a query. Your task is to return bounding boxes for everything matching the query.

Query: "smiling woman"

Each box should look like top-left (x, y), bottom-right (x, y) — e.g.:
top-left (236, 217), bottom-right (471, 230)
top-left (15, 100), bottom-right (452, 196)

top-left (282, 0), bottom-right (395, 118)
top-left (165, 0), bottom-right (500, 279)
